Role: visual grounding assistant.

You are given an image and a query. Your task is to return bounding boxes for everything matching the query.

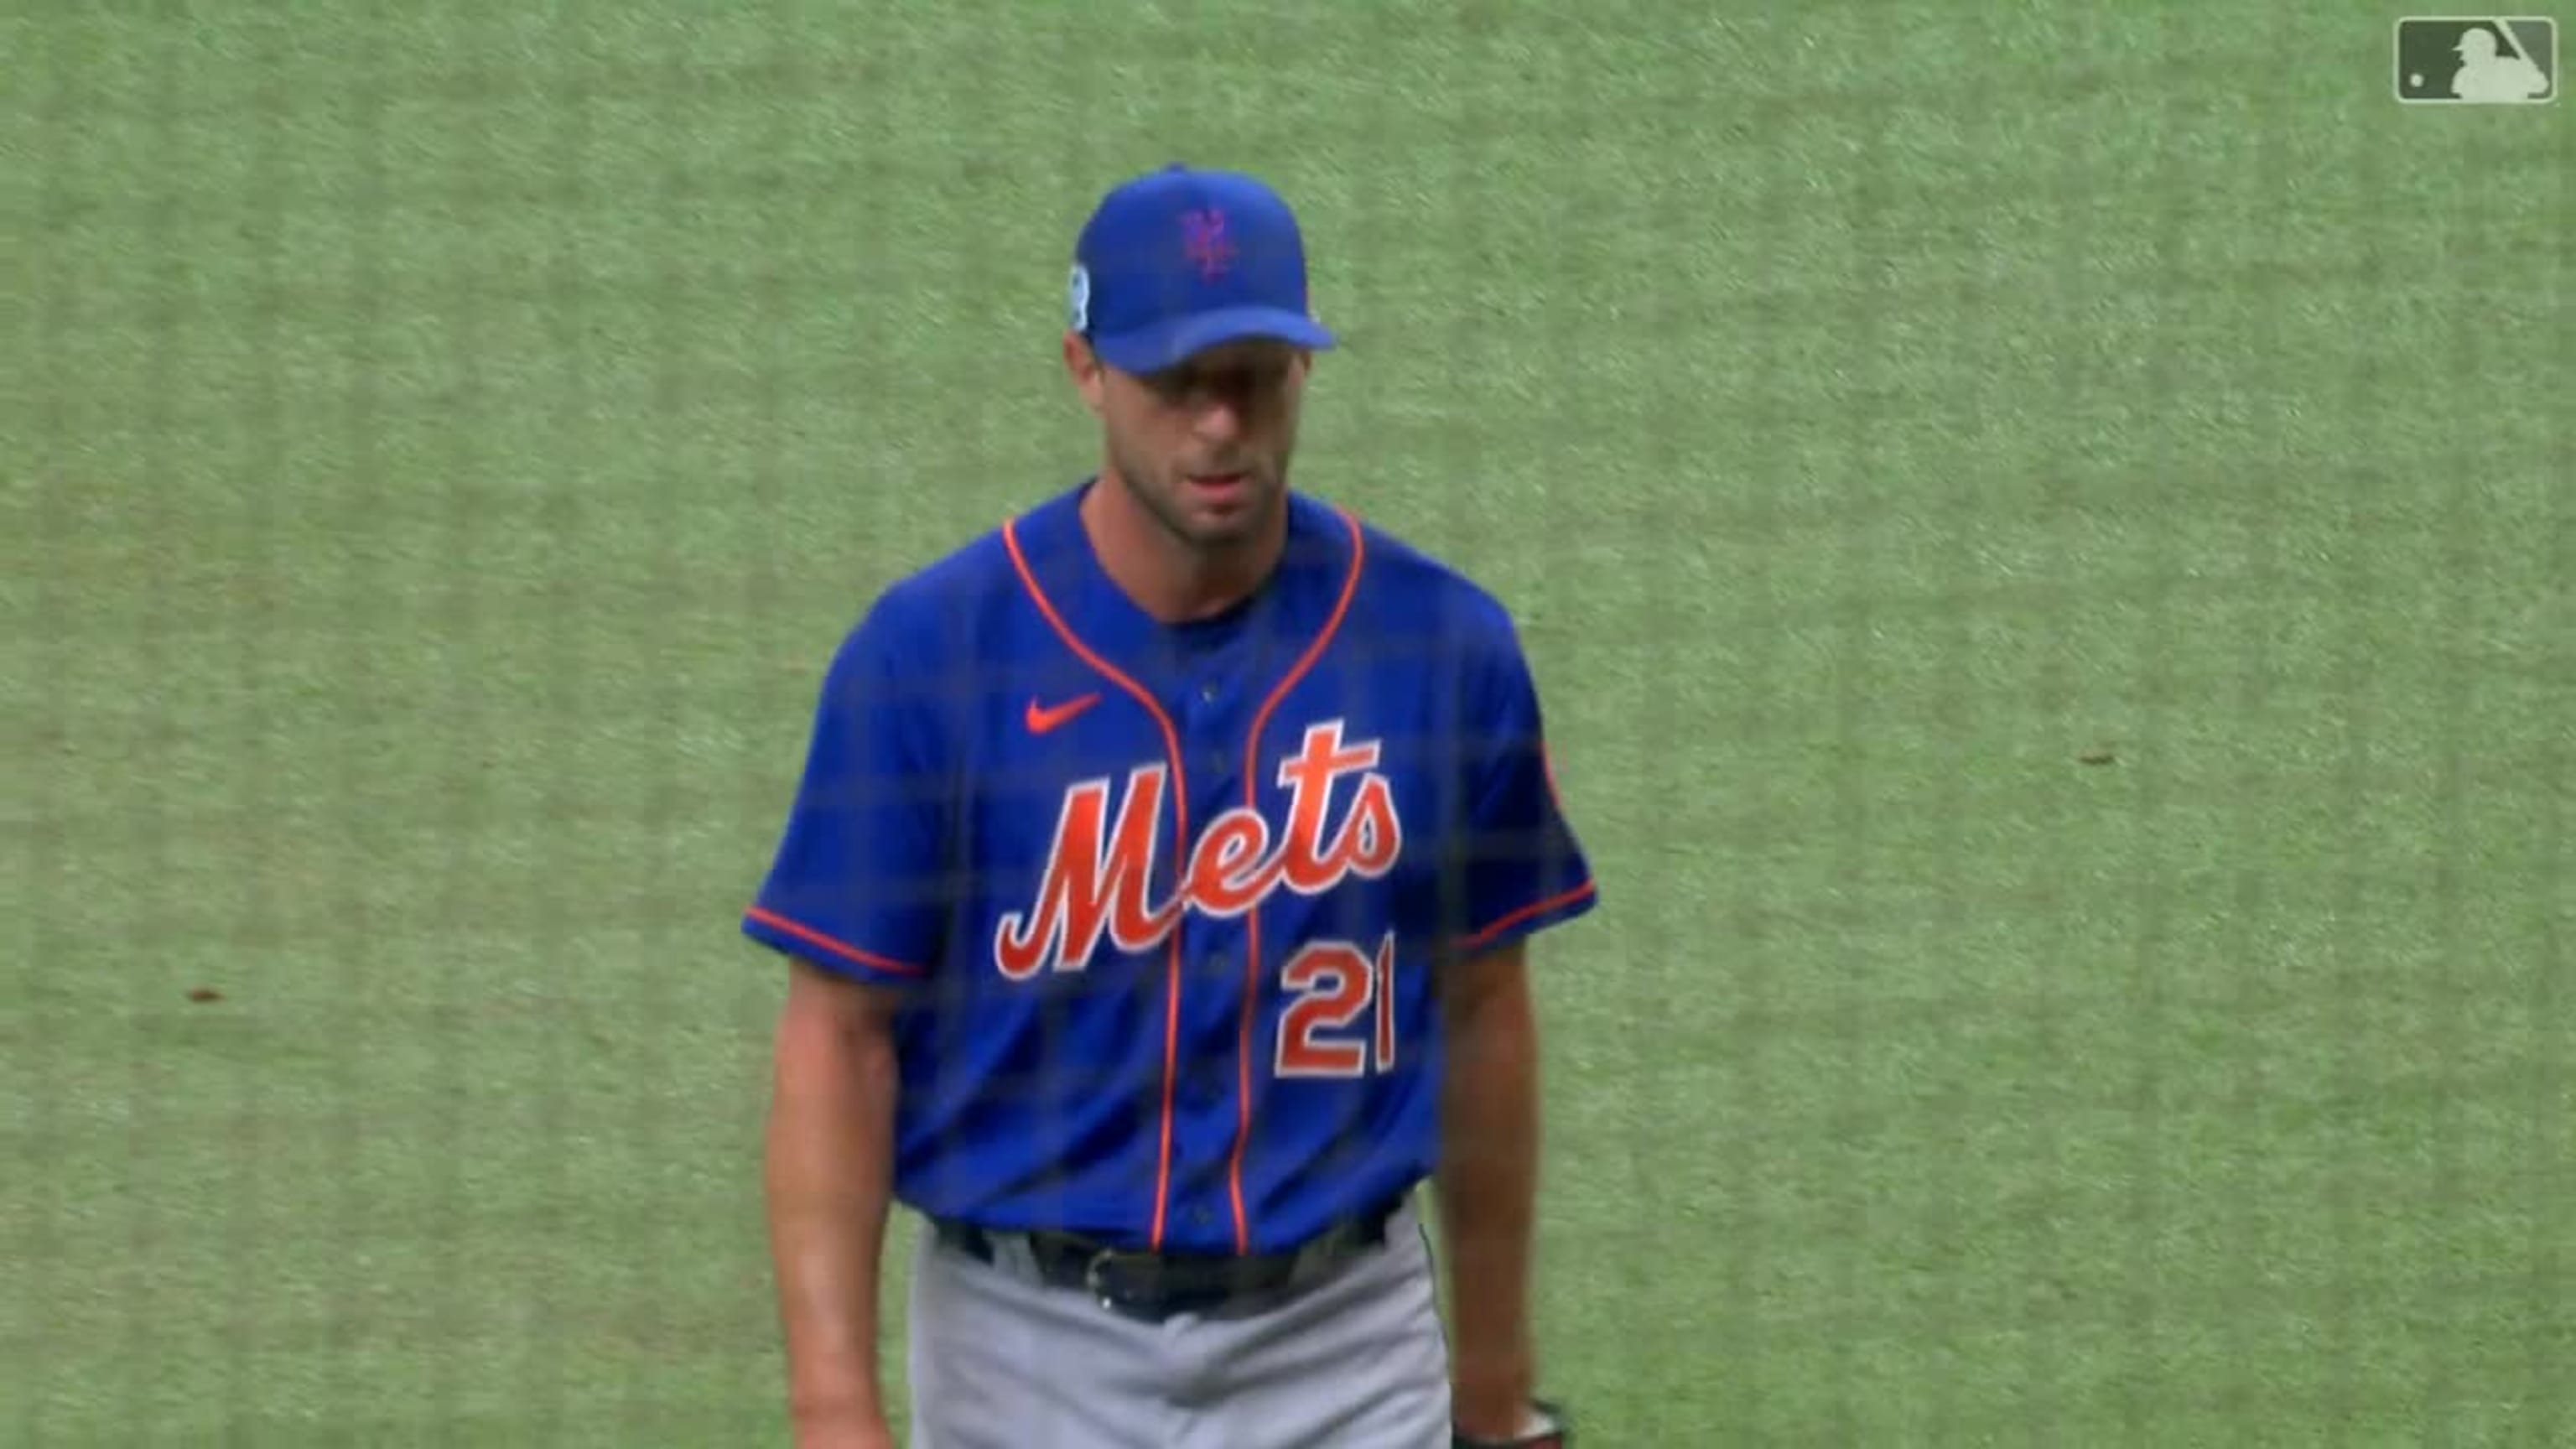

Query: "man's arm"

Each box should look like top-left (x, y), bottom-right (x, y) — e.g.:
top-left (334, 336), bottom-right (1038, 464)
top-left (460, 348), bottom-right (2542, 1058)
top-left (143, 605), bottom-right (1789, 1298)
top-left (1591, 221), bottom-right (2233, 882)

top-left (765, 958), bottom-right (904, 1448)
top-left (1436, 938), bottom-right (1547, 1441)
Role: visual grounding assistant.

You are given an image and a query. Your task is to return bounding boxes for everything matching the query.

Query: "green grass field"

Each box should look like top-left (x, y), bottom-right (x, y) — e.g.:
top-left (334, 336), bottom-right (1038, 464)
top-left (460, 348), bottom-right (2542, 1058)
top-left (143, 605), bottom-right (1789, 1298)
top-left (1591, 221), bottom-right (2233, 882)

top-left (8, 2), bottom-right (2570, 1444)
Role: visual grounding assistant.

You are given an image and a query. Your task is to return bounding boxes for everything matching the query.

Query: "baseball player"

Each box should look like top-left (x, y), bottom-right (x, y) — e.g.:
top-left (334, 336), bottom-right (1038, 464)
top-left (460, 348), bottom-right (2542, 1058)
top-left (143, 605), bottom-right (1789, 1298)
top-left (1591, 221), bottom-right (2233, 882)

top-left (745, 164), bottom-right (1597, 1449)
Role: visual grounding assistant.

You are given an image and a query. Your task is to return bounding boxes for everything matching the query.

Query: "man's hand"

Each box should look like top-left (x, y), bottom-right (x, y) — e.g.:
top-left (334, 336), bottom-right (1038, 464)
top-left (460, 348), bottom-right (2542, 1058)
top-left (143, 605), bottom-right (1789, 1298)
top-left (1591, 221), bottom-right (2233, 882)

top-left (1453, 1396), bottom-right (1571, 1447)
top-left (1450, 1360), bottom-right (1540, 1439)
top-left (792, 1404), bottom-right (897, 1449)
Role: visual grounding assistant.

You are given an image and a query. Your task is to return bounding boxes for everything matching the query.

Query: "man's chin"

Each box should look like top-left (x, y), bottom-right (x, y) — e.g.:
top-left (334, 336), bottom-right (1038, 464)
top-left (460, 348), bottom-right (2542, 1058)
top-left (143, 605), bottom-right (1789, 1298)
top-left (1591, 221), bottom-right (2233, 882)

top-left (1178, 515), bottom-right (1269, 552)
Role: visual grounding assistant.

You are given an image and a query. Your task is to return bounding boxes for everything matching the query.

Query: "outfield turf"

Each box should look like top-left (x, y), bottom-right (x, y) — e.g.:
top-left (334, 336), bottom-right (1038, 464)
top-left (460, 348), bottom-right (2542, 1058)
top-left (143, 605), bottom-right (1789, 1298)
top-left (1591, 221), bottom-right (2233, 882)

top-left (7, 3), bottom-right (2571, 1444)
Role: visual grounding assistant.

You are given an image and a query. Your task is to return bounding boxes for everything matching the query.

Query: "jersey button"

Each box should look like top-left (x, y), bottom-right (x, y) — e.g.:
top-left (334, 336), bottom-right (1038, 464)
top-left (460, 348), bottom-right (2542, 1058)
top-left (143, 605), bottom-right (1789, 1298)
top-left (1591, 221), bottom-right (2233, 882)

top-left (1198, 682), bottom-right (1219, 704)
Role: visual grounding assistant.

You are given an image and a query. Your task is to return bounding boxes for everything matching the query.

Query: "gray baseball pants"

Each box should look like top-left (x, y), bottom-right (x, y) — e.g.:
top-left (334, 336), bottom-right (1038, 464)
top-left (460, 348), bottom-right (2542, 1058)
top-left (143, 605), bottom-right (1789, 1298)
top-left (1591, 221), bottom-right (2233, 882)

top-left (904, 1200), bottom-right (1453, 1448)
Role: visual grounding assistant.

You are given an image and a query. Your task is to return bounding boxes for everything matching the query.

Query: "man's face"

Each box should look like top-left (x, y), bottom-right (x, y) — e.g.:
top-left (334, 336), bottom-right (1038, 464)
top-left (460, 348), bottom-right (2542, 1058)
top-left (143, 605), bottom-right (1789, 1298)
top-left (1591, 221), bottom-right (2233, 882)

top-left (1067, 335), bottom-right (1311, 552)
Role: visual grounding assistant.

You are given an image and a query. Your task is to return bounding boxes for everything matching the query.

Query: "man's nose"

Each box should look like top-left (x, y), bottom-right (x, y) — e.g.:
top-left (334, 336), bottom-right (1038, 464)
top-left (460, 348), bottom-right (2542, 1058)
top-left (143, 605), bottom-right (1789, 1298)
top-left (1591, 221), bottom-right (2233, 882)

top-left (1192, 396), bottom-right (1247, 443)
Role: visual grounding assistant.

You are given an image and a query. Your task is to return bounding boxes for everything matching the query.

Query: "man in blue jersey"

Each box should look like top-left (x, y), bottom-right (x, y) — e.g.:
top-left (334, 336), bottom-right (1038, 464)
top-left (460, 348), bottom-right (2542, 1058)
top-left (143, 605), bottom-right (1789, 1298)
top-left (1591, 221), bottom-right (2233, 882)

top-left (745, 164), bottom-right (1597, 1449)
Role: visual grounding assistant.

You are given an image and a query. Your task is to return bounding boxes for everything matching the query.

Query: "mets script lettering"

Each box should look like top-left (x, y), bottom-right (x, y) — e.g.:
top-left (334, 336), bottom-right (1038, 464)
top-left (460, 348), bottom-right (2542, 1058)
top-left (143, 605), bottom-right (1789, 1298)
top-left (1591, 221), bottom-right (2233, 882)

top-left (994, 719), bottom-right (1401, 979)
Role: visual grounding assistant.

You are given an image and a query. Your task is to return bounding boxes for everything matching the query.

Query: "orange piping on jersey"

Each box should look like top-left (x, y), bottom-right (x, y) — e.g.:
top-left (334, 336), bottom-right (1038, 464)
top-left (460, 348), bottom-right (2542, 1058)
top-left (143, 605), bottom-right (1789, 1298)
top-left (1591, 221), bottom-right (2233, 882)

top-left (1002, 517), bottom-right (1193, 1251)
top-left (1458, 880), bottom-right (1597, 953)
top-left (745, 906), bottom-right (930, 976)
top-left (1226, 506), bottom-right (1368, 1254)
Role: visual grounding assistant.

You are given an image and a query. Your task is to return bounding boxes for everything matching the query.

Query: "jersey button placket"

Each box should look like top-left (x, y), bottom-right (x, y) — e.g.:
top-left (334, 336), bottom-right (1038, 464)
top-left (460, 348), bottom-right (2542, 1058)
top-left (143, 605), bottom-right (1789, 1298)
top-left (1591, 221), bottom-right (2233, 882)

top-left (1187, 942), bottom-right (1236, 1098)
top-left (1184, 678), bottom-right (1233, 805)
top-left (1186, 1056), bottom-right (1227, 1109)
top-left (1176, 673), bottom-right (1243, 1252)
top-left (1200, 680), bottom-right (1228, 775)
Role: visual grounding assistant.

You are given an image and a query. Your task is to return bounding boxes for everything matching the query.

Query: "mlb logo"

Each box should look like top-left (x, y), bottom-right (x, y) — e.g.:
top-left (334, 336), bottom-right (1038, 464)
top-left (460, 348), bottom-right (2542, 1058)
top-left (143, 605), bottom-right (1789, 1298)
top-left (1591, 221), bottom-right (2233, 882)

top-left (2394, 17), bottom-right (2558, 102)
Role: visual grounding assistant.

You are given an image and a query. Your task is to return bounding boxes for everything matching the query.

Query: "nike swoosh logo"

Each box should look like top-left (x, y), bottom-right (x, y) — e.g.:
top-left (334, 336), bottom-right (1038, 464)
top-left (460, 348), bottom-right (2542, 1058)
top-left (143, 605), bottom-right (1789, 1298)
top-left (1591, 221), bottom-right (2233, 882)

top-left (1025, 693), bottom-right (1103, 735)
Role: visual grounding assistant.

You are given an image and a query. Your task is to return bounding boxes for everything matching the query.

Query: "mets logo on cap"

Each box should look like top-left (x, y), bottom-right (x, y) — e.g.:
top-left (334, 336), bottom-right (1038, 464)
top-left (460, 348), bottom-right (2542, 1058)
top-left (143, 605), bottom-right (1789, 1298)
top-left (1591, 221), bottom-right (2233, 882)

top-left (1066, 164), bottom-right (1337, 376)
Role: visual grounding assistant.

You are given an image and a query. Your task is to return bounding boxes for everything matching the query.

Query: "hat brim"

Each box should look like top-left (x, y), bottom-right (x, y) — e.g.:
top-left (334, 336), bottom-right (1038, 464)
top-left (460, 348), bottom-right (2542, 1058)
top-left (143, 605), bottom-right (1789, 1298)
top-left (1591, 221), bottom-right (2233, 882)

top-left (1089, 307), bottom-right (1337, 376)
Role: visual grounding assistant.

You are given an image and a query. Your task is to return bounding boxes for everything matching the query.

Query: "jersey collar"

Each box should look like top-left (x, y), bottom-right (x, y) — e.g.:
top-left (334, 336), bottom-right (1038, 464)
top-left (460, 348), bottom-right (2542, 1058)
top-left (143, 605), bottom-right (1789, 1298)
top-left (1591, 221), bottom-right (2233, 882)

top-left (1007, 477), bottom-right (1355, 689)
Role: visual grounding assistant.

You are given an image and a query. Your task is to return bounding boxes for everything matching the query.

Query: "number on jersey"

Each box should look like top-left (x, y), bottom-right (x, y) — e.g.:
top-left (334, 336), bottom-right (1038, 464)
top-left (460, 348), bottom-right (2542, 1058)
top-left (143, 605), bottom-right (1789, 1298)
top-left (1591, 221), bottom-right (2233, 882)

top-left (1275, 932), bottom-right (1399, 1078)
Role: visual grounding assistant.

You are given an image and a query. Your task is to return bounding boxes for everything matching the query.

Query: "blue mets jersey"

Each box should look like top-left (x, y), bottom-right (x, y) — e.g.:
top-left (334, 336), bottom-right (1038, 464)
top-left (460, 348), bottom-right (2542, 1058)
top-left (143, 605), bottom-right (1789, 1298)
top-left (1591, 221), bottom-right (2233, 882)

top-left (741, 481), bottom-right (1597, 1255)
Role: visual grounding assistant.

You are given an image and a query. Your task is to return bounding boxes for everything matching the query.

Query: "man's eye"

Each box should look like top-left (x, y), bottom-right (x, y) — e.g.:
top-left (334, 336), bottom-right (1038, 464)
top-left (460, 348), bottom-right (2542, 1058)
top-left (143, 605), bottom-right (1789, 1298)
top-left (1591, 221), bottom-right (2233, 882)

top-left (1150, 363), bottom-right (1282, 401)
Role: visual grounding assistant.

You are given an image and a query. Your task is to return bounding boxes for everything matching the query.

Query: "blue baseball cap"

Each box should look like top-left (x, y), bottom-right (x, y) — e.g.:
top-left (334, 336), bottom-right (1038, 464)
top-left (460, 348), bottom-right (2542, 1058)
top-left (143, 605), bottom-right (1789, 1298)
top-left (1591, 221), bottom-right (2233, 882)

top-left (1067, 164), bottom-right (1337, 376)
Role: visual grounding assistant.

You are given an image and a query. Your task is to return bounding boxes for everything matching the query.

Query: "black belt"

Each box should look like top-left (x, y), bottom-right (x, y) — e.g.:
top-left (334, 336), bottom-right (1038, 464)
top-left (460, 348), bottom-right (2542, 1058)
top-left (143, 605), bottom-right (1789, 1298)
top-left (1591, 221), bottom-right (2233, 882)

top-left (932, 1196), bottom-right (1405, 1322)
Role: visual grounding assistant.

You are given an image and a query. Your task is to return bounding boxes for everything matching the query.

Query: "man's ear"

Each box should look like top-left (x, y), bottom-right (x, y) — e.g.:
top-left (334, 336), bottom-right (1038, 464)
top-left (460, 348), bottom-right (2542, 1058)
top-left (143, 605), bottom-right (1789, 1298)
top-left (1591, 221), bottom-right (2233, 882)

top-left (1062, 330), bottom-right (1106, 418)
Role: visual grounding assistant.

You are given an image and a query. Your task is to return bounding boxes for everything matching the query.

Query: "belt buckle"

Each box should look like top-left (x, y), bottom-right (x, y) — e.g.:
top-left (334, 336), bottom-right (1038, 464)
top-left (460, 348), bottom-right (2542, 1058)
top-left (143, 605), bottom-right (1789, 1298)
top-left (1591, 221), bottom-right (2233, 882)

top-left (1083, 1247), bottom-right (1139, 1312)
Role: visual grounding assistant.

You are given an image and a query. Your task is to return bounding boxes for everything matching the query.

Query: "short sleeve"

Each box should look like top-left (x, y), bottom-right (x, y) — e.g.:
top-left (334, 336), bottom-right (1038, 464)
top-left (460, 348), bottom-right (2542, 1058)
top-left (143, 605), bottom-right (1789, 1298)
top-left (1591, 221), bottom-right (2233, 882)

top-left (740, 599), bottom-right (952, 984)
top-left (1445, 625), bottom-right (1598, 955)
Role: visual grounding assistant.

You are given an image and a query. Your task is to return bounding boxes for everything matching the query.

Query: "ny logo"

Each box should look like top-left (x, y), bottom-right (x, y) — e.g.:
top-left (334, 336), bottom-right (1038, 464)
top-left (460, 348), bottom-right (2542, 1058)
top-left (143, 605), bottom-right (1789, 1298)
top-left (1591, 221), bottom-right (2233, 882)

top-left (1181, 208), bottom-right (1237, 278)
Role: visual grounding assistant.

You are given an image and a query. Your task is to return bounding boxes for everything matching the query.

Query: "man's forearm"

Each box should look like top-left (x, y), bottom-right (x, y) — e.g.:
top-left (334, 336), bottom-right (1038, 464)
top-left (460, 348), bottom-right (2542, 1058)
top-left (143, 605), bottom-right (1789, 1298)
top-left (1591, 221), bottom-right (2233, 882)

top-left (764, 994), bottom-right (899, 1432)
top-left (1436, 958), bottom-right (1545, 1436)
